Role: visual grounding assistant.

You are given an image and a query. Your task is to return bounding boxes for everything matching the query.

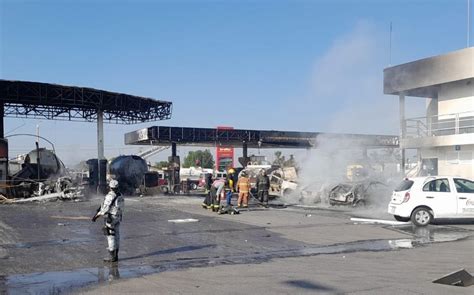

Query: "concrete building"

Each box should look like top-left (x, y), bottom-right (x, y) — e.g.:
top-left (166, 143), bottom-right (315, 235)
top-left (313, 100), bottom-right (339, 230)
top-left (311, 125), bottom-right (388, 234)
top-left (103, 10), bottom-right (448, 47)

top-left (384, 47), bottom-right (474, 179)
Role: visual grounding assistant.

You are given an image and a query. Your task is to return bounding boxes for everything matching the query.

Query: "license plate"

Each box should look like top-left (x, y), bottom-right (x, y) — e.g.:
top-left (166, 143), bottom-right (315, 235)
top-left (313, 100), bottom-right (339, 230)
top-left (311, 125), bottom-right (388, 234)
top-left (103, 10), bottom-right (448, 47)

top-left (389, 206), bottom-right (396, 214)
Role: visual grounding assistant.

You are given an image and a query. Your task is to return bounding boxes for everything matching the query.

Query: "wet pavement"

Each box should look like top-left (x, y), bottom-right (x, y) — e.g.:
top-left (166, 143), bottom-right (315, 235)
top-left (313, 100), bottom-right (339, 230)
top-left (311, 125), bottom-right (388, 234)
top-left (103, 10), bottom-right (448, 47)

top-left (0, 195), bottom-right (473, 294)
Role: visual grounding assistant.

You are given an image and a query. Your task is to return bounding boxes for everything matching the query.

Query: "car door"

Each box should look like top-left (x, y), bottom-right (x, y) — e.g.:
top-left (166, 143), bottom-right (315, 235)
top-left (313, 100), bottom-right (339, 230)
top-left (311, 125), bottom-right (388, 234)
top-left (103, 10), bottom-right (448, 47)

top-left (421, 178), bottom-right (457, 217)
top-left (453, 178), bottom-right (474, 217)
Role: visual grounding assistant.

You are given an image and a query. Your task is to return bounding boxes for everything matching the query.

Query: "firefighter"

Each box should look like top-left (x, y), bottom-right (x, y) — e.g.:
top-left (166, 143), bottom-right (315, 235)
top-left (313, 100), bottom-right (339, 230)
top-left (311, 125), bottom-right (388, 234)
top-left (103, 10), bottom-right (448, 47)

top-left (227, 168), bottom-right (238, 192)
top-left (236, 171), bottom-right (250, 208)
top-left (256, 169), bottom-right (270, 207)
top-left (92, 179), bottom-right (124, 263)
top-left (218, 186), bottom-right (234, 214)
top-left (210, 178), bottom-right (225, 212)
top-left (205, 173), bottom-right (213, 192)
top-left (202, 173), bottom-right (214, 209)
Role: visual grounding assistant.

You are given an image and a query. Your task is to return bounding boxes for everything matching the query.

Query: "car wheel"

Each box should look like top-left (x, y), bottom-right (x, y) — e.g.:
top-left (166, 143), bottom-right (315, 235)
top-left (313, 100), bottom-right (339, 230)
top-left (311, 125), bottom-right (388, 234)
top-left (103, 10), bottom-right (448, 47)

top-left (394, 215), bottom-right (410, 222)
top-left (282, 189), bottom-right (294, 198)
top-left (411, 207), bottom-right (432, 226)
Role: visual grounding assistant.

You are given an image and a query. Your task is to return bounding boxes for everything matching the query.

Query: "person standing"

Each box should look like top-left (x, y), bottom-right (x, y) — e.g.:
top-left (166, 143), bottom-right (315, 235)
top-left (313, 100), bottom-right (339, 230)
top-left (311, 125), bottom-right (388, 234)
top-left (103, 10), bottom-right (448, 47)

top-left (236, 171), bottom-right (250, 208)
top-left (205, 173), bottom-right (213, 193)
top-left (210, 178), bottom-right (225, 212)
top-left (92, 179), bottom-right (124, 263)
top-left (227, 168), bottom-right (238, 192)
top-left (256, 169), bottom-right (270, 208)
top-left (202, 173), bottom-right (214, 209)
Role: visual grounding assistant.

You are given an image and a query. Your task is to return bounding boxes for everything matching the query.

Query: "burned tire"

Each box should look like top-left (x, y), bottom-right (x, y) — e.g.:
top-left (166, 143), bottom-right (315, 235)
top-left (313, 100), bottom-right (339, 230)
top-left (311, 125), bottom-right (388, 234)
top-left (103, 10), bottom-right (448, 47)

top-left (282, 189), bottom-right (294, 198)
top-left (411, 207), bottom-right (433, 227)
top-left (394, 215), bottom-right (410, 222)
top-left (352, 199), bottom-right (366, 207)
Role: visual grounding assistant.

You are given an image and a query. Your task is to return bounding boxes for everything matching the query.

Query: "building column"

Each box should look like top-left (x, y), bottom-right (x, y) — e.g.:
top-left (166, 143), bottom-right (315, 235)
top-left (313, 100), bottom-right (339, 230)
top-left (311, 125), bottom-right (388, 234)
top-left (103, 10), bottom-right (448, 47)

top-left (0, 103), bottom-right (4, 139)
top-left (239, 141), bottom-right (250, 167)
top-left (0, 103), bottom-right (6, 194)
top-left (426, 97), bottom-right (438, 136)
top-left (168, 142), bottom-right (180, 194)
top-left (399, 94), bottom-right (406, 173)
top-left (171, 142), bottom-right (177, 157)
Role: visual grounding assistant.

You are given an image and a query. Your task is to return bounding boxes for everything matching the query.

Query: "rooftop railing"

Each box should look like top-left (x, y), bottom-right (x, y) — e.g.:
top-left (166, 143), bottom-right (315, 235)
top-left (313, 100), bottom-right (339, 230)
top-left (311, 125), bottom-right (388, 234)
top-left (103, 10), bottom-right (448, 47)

top-left (405, 111), bottom-right (474, 138)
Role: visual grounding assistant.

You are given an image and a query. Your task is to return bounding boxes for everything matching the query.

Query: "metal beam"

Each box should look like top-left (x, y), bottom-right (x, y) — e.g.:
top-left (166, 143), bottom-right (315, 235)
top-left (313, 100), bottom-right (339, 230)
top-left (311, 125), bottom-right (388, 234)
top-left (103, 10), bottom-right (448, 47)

top-left (125, 126), bottom-right (399, 149)
top-left (0, 80), bottom-right (172, 124)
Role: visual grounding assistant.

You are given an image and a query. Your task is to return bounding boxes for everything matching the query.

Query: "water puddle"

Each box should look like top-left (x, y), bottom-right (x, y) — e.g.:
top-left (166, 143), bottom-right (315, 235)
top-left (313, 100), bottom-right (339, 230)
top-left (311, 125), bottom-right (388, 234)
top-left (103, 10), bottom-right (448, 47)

top-left (1, 225), bottom-right (472, 294)
top-left (389, 225), bottom-right (473, 244)
top-left (1, 237), bottom-right (94, 249)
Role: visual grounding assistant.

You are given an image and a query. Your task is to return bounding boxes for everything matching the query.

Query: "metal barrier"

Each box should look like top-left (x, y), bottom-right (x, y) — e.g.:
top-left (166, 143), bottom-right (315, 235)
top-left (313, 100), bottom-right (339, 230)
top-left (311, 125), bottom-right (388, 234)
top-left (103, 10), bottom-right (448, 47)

top-left (405, 111), bottom-right (474, 138)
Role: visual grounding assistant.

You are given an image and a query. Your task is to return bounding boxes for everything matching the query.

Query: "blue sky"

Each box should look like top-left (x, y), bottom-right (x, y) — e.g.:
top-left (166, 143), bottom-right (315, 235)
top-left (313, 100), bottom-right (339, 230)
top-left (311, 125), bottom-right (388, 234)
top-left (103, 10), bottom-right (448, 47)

top-left (1, 0), bottom-right (472, 165)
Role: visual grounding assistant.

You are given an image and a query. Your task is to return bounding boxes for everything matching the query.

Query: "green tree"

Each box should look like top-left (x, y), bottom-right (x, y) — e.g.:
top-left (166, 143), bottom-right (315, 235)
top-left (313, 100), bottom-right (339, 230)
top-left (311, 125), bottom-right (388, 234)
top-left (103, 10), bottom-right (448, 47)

top-left (183, 149), bottom-right (215, 168)
top-left (153, 161), bottom-right (170, 169)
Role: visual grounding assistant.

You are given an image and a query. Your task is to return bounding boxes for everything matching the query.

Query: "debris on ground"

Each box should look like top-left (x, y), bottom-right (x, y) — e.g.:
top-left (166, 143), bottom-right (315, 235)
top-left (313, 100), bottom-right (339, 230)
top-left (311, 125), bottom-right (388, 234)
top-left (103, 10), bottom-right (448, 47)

top-left (1, 147), bottom-right (85, 204)
top-left (0, 188), bottom-right (82, 204)
top-left (167, 218), bottom-right (200, 223)
top-left (50, 215), bottom-right (92, 220)
top-left (350, 217), bottom-right (409, 225)
top-left (328, 181), bottom-right (386, 207)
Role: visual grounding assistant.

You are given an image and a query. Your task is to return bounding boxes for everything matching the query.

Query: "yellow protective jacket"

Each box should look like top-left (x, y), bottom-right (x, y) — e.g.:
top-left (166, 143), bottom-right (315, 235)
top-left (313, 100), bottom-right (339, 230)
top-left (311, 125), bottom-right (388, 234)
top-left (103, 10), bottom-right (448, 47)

top-left (237, 177), bottom-right (251, 193)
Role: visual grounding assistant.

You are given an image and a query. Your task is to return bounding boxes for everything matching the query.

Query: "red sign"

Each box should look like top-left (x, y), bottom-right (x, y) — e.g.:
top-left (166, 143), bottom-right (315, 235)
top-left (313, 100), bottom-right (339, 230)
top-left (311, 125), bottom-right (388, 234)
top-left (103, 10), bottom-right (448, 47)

top-left (216, 126), bottom-right (234, 171)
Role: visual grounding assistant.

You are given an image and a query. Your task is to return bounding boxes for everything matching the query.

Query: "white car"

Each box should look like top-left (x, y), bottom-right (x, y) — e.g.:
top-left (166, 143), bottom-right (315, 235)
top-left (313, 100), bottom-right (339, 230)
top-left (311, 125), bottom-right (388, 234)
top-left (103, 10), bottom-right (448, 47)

top-left (388, 176), bottom-right (474, 226)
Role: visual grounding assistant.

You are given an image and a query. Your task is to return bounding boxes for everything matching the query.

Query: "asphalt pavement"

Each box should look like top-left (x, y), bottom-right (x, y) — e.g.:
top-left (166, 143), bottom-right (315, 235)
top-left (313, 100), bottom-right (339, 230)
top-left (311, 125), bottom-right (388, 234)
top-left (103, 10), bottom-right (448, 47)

top-left (0, 194), bottom-right (473, 294)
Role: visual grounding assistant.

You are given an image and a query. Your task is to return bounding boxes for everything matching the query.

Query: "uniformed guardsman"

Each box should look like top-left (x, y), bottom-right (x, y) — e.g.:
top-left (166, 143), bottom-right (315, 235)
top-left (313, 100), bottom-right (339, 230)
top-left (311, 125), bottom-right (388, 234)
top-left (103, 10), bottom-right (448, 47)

top-left (92, 179), bottom-right (124, 262)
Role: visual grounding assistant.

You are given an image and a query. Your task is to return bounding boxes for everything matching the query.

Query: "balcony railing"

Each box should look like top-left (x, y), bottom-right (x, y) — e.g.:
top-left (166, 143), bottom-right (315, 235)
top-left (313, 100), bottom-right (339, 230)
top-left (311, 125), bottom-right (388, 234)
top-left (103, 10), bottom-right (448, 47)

top-left (405, 111), bottom-right (474, 138)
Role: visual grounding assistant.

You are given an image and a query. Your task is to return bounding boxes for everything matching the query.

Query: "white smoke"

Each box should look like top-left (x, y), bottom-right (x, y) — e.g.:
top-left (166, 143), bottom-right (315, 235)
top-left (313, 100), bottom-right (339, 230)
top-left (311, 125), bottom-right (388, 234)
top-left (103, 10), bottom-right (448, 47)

top-left (283, 21), bottom-right (411, 212)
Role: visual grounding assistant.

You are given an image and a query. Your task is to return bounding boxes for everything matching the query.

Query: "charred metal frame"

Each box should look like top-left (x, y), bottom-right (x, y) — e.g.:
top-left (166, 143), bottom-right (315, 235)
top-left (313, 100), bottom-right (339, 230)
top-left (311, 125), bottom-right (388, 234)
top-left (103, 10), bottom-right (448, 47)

top-left (0, 80), bottom-right (172, 124)
top-left (125, 126), bottom-right (399, 148)
top-left (0, 80), bottom-right (172, 194)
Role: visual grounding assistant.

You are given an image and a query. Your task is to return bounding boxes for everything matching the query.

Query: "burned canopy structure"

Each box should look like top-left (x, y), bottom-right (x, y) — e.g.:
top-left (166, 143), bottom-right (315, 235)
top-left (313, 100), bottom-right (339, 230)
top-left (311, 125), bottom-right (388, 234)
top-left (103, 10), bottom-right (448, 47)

top-left (0, 80), bottom-right (172, 194)
top-left (0, 80), bottom-right (172, 126)
top-left (125, 125), bottom-right (399, 167)
top-left (125, 126), bottom-right (399, 149)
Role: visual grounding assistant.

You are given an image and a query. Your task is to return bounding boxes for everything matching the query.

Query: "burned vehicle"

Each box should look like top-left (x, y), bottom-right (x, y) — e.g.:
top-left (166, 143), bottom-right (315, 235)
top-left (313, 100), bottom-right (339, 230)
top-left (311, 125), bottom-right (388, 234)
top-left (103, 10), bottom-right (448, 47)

top-left (299, 182), bottom-right (334, 205)
top-left (268, 167), bottom-right (298, 197)
top-left (328, 181), bottom-right (386, 207)
top-left (6, 148), bottom-right (82, 201)
top-left (239, 166), bottom-right (298, 198)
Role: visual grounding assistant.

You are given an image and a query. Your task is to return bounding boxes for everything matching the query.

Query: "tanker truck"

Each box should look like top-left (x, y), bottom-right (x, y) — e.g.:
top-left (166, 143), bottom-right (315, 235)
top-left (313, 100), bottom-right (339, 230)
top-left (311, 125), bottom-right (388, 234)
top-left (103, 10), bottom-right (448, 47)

top-left (107, 155), bottom-right (148, 195)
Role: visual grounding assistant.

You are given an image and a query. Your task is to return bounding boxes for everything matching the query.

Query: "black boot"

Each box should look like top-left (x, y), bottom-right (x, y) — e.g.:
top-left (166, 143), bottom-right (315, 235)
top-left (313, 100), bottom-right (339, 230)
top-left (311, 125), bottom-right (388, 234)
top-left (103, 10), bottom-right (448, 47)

top-left (104, 250), bottom-right (117, 263)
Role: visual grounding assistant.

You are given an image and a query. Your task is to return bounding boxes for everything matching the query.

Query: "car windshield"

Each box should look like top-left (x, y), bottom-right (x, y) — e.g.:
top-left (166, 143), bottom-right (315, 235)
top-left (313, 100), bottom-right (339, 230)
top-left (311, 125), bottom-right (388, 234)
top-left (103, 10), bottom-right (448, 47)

top-left (394, 179), bottom-right (414, 192)
top-left (454, 178), bottom-right (474, 193)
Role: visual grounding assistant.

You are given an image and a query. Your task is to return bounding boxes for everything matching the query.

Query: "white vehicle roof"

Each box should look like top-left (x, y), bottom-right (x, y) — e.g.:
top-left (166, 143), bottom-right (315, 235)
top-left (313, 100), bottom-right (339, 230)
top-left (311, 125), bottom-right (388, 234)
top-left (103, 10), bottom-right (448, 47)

top-left (407, 176), bottom-right (471, 181)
